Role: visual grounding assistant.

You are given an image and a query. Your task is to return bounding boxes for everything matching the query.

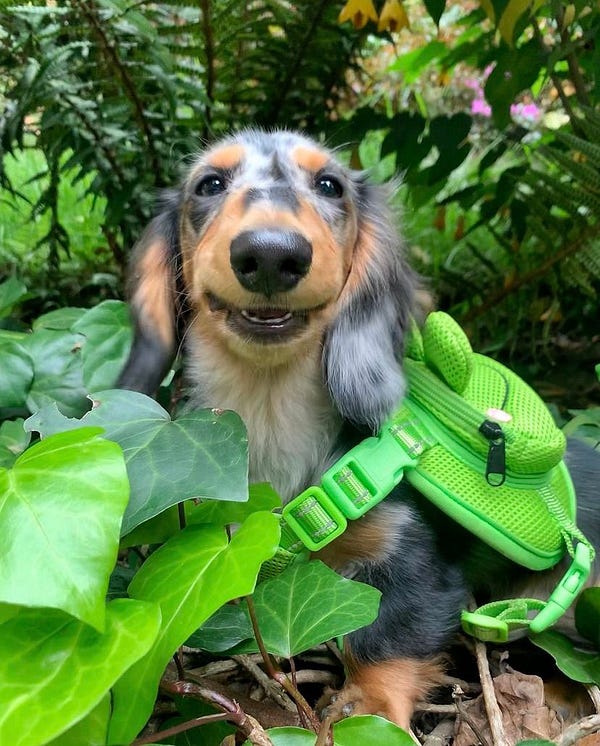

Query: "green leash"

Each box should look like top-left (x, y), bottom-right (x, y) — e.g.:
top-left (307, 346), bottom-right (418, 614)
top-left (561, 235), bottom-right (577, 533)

top-left (259, 312), bottom-right (595, 644)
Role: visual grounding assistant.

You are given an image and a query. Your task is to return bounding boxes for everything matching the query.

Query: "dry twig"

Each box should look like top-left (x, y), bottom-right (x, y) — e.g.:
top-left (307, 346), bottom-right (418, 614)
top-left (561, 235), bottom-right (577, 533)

top-left (559, 713), bottom-right (600, 745)
top-left (474, 640), bottom-right (509, 746)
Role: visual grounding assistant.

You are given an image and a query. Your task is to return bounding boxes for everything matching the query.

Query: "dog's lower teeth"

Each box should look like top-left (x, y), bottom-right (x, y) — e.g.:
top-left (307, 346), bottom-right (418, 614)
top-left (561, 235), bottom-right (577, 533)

top-left (241, 310), bottom-right (292, 325)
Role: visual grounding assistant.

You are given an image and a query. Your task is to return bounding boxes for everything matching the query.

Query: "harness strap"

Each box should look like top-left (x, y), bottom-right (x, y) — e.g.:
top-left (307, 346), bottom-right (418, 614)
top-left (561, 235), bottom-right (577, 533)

top-left (461, 542), bottom-right (593, 642)
top-left (259, 409), bottom-right (423, 580)
top-left (259, 408), bottom-right (594, 641)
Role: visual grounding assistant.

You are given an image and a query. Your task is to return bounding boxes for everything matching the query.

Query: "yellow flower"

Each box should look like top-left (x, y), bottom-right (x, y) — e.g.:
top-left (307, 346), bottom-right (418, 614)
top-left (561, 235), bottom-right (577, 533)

top-left (377, 0), bottom-right (410, 32)
top-left (338, 0), bottom-right (378, 29)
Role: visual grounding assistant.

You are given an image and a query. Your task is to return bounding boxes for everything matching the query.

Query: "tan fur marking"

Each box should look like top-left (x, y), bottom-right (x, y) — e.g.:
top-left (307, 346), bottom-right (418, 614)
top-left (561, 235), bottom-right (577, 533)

top-left (207, 143), bottom-right (245, 170)
top-left (342, 220), bottom-right (379, 298)
top-left (315, 505), bottom-right (409, 568)
top-left (134, 240), bottom-right (174, 347)
top-left (292, 145), bottom-right (330, 173)
top-left (345, 657), bottom-right (445, 729)
top-left (320, 656), bottom-right (445, 730)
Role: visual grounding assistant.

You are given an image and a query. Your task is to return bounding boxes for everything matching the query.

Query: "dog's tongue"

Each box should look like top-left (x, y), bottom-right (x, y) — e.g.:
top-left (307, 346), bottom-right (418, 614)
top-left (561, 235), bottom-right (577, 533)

top-left (257, 309), bottom-right (287, 319)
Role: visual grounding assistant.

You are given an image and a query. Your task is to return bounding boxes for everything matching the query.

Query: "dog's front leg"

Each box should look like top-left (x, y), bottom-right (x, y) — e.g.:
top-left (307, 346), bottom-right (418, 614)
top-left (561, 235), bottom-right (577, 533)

top-left (317, 501), bottom-right (468, 730)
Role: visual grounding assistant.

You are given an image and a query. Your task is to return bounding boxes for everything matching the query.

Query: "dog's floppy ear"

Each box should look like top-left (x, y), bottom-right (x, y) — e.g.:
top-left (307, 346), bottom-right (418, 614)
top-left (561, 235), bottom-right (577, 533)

top-left (323, 179), bottom-right (417, 432)
top-left (117, 190), bottom-right (184, 394)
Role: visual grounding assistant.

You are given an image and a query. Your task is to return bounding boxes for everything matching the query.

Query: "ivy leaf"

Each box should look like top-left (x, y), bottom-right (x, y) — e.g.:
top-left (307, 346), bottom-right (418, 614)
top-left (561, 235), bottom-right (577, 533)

top-left (0, 338), bottom-right (34, 409)
top-left (188, 482), bottom-right (282, 525)
top-left (26, 389), bottom-right (249, 535)
top-left (244, 715), bottom-right (413, 745)
top-left (45, 694), bottom-right (110, 746)
top-left (187, 603), bottom-right (255, 652)
top-left (23, 328), bottom-right (88, 417)
top-left (71, 300), bottom-right (133, 391)
top-left (575, 588), bottom-right (600, 647)
top-left (108, 511), bottom-right (280, 744)
top-left (531, 630), bottom-right (600, 685)
top-left (0, 418), bottom-right (30, 467)
top-left (240, 560), bottom-right (381, 658)
top-left (0, 599), bottom-right (161, 746)
top-left (33, 306), bottom-right (87, 331)
top-left (0, 428), bottom-right (129, 630)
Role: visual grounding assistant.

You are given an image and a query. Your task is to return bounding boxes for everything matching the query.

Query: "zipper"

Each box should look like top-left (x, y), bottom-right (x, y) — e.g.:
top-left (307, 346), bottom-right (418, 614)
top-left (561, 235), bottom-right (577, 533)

top-left (404, 360), bottom-right (552, 488)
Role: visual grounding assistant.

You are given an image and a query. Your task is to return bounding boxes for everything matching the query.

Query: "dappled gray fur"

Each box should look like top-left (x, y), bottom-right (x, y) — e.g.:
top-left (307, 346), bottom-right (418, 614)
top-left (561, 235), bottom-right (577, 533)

top-left (323, 179), bottom-right (417, 431)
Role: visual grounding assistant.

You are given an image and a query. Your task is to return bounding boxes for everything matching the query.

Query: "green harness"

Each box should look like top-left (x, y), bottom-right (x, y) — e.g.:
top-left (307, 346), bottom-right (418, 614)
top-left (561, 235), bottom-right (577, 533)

top-left (260, 312), bottom-right (595, 643)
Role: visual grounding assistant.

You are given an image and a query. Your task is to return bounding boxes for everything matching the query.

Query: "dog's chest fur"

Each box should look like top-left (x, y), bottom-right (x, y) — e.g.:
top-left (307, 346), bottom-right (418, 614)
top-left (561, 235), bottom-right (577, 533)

top-left (188, 337), bottom-right (342, 501)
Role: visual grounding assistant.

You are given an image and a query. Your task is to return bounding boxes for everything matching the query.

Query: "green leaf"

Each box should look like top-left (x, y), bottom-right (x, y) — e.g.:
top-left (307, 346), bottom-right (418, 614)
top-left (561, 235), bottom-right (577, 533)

top-left (108, 511), bottom-right (280, 744)
top-left (188, 482), bottom-right (281, 525)
top-left (0, 428), bottom-right (129, 630)
top-left (32, 307), bottom-right (87, 331)
top-left (26, 389), bottom-right (249, 535)
top-left (46, 694), bottom-right (110, 746)
top-left (485, 41), bottom-right (543, 129)
top-left (531, 630), bottom-right (600, 685)
top-left (248, 728), bottom-right (315, 746)
top-left (244, 716), bottom-right (413, 745)
top-left (23, 328), bottom-right (88, 417)
top-left (0, 599), bottom-right (161, 746)
top-left (242, 560), bottom-right (381, 658)
top-left (333, 715), bottom-right (414, 745)
top-left (0, 276), bottom-right (28, 317)
top-left (575, 588), bottom-right (600, 647)
top-left (388, 41), bottom-right (446, 82)
top-left (422, 0), bottom-right (446, 26)
top-left (71, 300), bottom-right (133, 391)
top-left (187, 603), bottom-right (255, 652)
top-left (0, 418), bottom-right (30, 467)
top-left (0, 339), bottom-right (34, 409)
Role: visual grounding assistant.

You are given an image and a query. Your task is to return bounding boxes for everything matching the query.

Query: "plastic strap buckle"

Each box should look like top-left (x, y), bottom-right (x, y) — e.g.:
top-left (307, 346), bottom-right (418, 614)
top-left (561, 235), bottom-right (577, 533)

top-left (529, 541), bottom-right (592, 633)
top-left (461, 598), bottom-right (546, 643)
top-left (320, 427), bottom-right (419, 520)
top-left (282, 486), bottom-right (348, 552)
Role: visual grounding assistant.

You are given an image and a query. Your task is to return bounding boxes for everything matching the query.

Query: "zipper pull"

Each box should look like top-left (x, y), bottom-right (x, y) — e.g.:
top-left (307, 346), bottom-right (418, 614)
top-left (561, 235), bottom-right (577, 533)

top-left (479, 420), bottom-right (506, 486)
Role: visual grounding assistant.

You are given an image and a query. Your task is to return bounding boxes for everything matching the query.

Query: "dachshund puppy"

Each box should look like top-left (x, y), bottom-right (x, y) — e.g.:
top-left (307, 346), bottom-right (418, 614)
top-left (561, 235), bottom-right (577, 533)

top-left (118, 130), bottom-right (600, 729)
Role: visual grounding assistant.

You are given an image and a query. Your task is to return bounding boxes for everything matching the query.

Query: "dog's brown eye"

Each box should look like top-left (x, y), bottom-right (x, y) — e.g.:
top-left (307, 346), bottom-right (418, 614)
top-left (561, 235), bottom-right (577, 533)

top-left (315, 175), bottom-right (344, 199)
top-left (196, 174), bottom-right (227, 197)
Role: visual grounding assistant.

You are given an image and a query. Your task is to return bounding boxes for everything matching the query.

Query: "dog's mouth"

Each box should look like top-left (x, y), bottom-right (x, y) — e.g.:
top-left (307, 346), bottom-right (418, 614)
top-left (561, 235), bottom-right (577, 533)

top-left (206, 292), bottom-right (312, 342)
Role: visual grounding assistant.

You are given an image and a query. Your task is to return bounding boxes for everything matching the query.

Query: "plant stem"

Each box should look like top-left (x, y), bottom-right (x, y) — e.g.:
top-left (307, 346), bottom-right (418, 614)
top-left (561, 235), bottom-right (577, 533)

top-left (132, 712), bottom-right (231, 745)
top-left (160, 678), bottom-right (273, 746)
top-left (246, 595), bottom-right (321, 732)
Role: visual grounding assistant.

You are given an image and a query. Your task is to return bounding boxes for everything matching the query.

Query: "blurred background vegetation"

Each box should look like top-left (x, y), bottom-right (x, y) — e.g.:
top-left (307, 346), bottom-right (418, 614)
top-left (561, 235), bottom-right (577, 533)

top-left (1, 0), bottom-right (599, 403)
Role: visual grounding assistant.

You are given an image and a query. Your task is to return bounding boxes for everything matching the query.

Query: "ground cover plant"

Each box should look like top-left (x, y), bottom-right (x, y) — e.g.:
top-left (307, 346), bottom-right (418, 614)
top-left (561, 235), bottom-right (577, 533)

top-left (1, 0), bottom-right (600, 744)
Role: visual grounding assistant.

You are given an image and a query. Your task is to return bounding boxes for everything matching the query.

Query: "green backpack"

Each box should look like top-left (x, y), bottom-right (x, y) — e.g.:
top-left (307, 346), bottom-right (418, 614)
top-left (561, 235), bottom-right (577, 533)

top-left (266, 312), bottom-right (595, 642)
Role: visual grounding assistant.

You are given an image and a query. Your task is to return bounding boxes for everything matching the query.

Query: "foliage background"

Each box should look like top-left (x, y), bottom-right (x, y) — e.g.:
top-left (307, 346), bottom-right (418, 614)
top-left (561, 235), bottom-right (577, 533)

top-left (1, 0), bottom-right (599, 403)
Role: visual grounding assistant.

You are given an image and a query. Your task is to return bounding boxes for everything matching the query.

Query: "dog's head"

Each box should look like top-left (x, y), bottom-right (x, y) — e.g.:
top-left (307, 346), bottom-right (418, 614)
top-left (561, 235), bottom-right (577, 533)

top-left (117, 130), bottom-right (418, 430)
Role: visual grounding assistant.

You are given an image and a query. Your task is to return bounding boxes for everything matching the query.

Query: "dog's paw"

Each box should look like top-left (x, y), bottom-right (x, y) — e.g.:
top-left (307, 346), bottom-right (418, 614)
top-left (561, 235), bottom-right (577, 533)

top-left (317, 683), bottom-right (369, 723)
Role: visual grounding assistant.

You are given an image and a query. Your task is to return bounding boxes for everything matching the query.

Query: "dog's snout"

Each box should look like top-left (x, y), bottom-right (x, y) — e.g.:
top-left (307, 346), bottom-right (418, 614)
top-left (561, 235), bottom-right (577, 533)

top-left (230, 229), bottom-right (312, 296)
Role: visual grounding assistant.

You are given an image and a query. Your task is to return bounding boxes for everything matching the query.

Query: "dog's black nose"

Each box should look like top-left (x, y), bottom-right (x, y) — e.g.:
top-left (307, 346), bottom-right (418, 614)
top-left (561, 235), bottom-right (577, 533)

top-left (230, 229), bottom-right (312, 296)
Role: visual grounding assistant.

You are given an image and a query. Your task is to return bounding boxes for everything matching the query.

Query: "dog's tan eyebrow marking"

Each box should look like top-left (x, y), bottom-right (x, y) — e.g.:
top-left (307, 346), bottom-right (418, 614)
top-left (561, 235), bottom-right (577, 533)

top-left (292, 145), bottom-right (330, 172)
top-left (207, 143), bottom-right (245, 170)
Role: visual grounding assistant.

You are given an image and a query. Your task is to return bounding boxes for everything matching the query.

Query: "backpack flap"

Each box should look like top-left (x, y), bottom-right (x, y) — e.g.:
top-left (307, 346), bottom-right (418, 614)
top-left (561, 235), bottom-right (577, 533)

top-left (399, 312), bottom-right (575, 571)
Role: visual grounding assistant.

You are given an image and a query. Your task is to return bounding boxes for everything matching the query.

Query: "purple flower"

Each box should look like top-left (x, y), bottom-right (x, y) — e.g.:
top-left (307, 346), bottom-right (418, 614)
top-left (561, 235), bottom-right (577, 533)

top-left (472, 98), bottom-right (492, 117)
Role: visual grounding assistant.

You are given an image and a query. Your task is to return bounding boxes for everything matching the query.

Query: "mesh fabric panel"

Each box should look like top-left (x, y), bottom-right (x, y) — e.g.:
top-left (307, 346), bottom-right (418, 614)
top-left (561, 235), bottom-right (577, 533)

top-left (411, 445), bottom-right (573, 565)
